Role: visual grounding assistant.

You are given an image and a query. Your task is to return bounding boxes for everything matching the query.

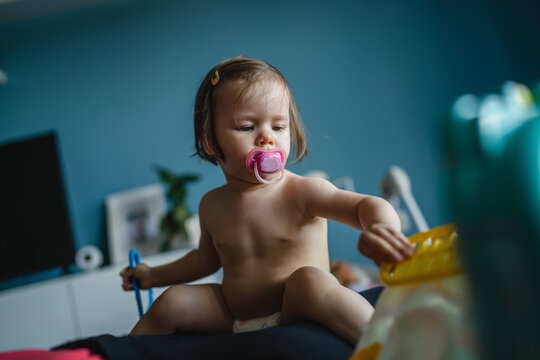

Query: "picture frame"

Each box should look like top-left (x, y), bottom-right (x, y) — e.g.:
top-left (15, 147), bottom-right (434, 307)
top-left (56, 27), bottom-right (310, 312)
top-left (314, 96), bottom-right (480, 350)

top-left (106, 183), bottom-right (166, 265)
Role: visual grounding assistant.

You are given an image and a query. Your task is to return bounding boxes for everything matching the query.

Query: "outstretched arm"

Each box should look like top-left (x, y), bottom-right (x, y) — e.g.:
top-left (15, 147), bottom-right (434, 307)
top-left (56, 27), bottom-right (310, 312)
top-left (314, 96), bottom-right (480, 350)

top-left (300, 176), bottom-right (413, 266)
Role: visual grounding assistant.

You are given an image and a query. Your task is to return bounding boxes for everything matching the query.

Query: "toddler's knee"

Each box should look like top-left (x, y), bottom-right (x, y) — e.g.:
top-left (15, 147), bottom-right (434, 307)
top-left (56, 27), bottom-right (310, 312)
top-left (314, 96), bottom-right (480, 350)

top-left (151, 285), bottom-right (193, 318)
top-left (287, 266), bottom-right (321, 287)
top-left (284, 266), bottom-right (325, 305)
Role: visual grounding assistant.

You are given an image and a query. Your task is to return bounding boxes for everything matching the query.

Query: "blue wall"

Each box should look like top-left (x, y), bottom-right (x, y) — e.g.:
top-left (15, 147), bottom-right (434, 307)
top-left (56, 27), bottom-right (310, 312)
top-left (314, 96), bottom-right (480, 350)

top-left (1, 0), bottom-right (539, 288)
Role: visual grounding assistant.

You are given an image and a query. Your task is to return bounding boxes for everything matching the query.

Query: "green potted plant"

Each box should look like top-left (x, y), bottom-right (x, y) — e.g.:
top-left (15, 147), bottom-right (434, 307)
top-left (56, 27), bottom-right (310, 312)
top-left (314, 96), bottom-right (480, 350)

top-left (154, 165), bottom-right (200, 252)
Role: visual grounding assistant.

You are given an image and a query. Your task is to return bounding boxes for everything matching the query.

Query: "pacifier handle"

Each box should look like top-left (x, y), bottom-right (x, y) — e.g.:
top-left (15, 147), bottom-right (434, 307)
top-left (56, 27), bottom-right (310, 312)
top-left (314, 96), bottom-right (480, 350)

top-left (254, 162), bottom-right (284, 184)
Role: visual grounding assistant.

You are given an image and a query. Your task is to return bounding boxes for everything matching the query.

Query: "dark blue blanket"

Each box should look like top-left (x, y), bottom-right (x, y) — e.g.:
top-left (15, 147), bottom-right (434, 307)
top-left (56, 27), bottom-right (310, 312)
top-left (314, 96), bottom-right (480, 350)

top-left (55, 286), bottom-right (383, 360)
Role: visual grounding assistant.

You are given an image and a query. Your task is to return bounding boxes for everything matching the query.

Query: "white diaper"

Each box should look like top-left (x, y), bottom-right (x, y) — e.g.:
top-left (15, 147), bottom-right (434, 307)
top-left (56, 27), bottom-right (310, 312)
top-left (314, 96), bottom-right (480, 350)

top-left (233, 312), bottom-right (282, 333)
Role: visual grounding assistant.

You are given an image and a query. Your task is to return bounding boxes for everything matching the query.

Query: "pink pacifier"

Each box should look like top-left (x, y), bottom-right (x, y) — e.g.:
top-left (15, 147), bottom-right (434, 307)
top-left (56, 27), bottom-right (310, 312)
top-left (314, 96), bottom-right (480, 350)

top-left (245, 148), bottom-right (286, 184)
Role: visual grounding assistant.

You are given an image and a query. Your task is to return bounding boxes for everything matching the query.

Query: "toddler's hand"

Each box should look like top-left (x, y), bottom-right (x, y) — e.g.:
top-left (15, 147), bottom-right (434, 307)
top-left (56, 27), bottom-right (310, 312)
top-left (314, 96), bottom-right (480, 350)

top-left (120, 263), bottom-right (152, 291)
top-left (357, 223), bottom-right (414, 266)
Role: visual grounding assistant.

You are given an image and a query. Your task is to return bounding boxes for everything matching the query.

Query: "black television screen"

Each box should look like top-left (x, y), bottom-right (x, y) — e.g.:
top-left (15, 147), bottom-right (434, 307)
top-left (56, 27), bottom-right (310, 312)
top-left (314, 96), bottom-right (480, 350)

top-left (0, 132), bottom-right (75, 282)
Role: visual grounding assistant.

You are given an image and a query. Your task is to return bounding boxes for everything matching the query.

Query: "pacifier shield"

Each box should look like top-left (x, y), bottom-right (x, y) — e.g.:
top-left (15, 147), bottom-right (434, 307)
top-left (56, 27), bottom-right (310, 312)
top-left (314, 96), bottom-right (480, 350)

top-left (258, 152), bottom-right (282, 173)
top-left (246, 148), bottom-right (285, 174)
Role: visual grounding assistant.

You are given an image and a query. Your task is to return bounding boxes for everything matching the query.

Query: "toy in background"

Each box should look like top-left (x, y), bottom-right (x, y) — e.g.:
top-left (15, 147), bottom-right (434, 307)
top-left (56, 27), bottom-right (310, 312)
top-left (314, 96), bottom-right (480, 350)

top-left (331, 261), bottom-right (358, 287)
top-left (447, 81), bottom-right (540, 358)
top-left (381, 166), bottom-right (428, 234)
top-left (330, 260), bottom-right (380, 293)
top-left (154, 166), bottom-right (200, 252)
top-left (351, 224), bottom-right (478, 360)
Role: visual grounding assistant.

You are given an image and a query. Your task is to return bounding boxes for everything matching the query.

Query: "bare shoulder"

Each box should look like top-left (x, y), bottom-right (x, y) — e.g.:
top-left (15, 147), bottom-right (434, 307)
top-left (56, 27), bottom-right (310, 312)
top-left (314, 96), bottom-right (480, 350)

top-left (199, 186), bottom-right (225, 215)
top-left (286, 172), bottom-right (337, 196)
top-left (284, 172), bottom-right (340, 216)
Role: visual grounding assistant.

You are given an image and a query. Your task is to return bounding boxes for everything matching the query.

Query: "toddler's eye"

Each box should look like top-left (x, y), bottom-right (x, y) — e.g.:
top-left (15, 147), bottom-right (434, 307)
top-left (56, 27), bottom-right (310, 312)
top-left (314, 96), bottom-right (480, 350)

top-left (273, 126), bottom-right (285, 132)
top-left (238, 126), bottom-right (254, 132)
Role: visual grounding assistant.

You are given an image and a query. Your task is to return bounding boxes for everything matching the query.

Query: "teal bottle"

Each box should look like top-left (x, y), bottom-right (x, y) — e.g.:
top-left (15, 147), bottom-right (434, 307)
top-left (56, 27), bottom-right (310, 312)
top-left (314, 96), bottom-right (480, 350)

top-left (446, 81), bottom-right (540, 359)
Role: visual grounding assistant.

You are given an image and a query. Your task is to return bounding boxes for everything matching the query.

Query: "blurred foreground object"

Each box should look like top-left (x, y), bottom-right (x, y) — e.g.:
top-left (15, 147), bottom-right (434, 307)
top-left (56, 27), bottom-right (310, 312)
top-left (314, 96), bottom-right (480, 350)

top-left (352, 224), bottom-right (478, 360)
top-left (447, 81), bottom-right (540, 358)
top-left (0, 68), bottom-right (7, 85)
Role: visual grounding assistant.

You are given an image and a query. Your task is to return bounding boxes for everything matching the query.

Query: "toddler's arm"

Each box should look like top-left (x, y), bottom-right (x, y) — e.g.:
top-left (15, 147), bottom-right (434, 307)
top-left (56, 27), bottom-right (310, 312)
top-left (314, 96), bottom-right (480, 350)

top-left (120, 215), bottom-right (220, 290)
top-left (355, 196), bottom-right (414, 265)
top-left (299, 176), bottom-right (413, 265)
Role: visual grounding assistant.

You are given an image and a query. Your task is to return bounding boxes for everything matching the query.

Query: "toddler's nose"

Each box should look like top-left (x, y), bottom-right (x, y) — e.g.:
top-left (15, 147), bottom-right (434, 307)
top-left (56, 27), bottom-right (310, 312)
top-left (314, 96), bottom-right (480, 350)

top-left (256, 132), bottom-right (275, 147)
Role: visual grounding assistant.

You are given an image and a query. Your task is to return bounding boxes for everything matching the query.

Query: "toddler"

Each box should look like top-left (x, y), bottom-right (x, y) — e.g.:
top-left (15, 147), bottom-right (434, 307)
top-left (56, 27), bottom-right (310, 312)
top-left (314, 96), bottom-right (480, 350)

top-left (120, 56), bottom-right (414, 344)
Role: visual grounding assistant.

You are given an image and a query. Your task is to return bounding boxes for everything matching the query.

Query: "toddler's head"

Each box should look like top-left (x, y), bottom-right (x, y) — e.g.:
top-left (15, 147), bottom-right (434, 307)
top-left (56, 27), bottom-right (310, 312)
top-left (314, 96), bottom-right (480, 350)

top-left (193, 56), bottom-right (307, 165)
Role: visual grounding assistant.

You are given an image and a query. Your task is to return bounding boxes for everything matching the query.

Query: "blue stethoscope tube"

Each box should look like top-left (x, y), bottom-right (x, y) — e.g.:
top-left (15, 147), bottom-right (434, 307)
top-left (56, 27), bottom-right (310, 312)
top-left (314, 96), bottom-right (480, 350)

top-left (129, 249), bottom-right (154, 318)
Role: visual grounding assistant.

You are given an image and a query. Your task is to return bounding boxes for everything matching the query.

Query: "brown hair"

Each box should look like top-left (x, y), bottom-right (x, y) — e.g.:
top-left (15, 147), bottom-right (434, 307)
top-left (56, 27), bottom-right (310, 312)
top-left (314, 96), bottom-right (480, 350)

top-left (193, 55), bottom-right (307, 165)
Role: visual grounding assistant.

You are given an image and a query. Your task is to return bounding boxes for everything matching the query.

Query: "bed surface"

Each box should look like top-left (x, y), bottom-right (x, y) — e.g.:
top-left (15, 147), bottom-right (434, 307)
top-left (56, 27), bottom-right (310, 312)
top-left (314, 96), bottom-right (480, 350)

top-left (54, 286), bottom-right (383, 360)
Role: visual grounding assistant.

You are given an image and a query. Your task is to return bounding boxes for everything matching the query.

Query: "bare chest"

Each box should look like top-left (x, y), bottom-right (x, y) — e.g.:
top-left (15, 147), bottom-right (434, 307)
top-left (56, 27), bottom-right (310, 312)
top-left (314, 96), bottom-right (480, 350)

top-left (206, 193), bottom-right (322, 259)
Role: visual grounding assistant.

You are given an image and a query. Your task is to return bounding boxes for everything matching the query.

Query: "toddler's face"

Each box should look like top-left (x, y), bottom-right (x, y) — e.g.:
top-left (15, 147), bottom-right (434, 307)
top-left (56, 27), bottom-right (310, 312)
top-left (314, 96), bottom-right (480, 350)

top-left (214, 80), bottom-right (291, 184)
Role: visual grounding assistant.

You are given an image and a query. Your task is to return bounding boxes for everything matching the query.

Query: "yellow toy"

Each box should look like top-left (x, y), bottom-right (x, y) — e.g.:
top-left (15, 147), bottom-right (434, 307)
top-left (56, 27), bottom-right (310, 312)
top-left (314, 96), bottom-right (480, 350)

top-left (379, 224), bottom-right (462, 285)
top-left (350, 224), bottom-right (478, 360)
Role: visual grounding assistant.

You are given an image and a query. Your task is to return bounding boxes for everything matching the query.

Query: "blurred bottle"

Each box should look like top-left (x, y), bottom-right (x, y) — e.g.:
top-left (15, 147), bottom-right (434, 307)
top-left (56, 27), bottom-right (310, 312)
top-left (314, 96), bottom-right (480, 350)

top-left (446, 81), bottom-right (540, 359)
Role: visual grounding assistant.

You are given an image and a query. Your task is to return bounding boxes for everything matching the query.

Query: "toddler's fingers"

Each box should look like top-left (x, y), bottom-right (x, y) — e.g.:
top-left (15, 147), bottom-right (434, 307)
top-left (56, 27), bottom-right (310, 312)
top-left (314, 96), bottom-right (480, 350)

top-left (122, 282), bottom-right (133, 291)
top-left (121, 267), bottom-right (135, 278)
top-left (373, 227), bottom-right (413, 258)
top-left (359, 232), bottom-right (403, 263)
top-left (119, 266), bottom-right (130, 277)
top-left (387, 227), bottom-right (414, 250)
top-left (122, 274), bottom-right (136, 290)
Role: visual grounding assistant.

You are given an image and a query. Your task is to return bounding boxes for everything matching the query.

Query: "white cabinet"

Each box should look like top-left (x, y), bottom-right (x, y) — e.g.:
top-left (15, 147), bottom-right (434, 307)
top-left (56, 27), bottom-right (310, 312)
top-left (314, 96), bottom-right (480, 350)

top-left (69, 263), bottom-right (143, 339)
top-left (0, 280), bottom-right (76, 351)
top-left (0, 247), bottom-right (221, 352)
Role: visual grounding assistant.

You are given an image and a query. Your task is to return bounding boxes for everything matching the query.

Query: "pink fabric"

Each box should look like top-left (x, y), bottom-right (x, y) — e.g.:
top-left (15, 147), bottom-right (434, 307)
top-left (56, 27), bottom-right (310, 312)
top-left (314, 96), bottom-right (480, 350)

top-left (0, 349), bottom-right (102, 360)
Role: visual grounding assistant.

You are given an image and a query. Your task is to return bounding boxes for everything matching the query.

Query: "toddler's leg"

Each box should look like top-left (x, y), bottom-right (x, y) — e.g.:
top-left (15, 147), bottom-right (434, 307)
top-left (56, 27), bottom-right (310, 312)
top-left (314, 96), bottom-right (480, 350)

top-left (281, 266), bottom-right (374, 344)
top-left (130, 283), bottom-right (233, 335)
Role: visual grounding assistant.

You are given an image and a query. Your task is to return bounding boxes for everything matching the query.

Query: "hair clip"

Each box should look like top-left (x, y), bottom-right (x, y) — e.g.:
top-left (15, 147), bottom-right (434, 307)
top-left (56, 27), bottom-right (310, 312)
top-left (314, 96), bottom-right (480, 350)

top-left (211, 70), bottom-right (220, 86)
